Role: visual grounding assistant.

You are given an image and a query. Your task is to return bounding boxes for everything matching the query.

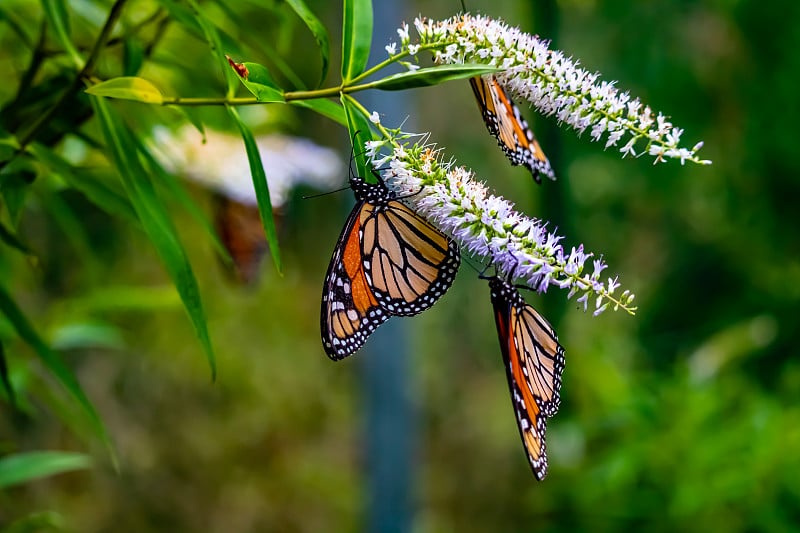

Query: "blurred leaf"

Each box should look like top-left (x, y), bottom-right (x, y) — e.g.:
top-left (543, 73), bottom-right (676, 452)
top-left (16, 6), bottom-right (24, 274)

top-left (133, 135), bottom-right (232, 265)
top-left (40, 0), bottom-right (83, 69)
top-left (290, 98), bottom-right (347, 126)
top-left (29, 143), bottom-right (138, 223)
top-left (0, 169), bottom-right (35, 225)
top-left (0, 340), bottom-right (15, 406)
top-left (123, 37), bottom-right (145, 77)
top-left (69, 285), bottom-right (181, 313)
top-left (226, 105), bottom-right (282, 274)
top-left (85, 77), bottom-right (164, 104)
top-left (0, 451), bottom-right (91, 489)
top-left (341, 0), bottom-right (372, 82)
top-left (0, 6), bottom-right (34, 49)
top-left (227, 59), bottom-right (285, 102)
top-left (341, 94), bottom-right (375, 181)
top-left (0, 219), bottom-right (32, 255)
top-left (1, 511), bottom-right (65, 533)
top-left (0, 285), bottom-right (112, 457)
top-left (372, 65), bottom-right (503, 91)
top-left (90, 96), bottom-right (217, 380)
top-left (184, 0), bottom-right (238, 97)
top-left (50, 321), bottom-right (126, 351)
top-left (285, 0), bottom-right (330, 87)
top-left (35, 187), bottom-right (97, 272)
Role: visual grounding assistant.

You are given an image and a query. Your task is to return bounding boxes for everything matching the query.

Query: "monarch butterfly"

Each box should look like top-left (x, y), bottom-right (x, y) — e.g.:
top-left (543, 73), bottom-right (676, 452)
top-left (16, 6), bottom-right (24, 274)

top-left (213, 193), bottom-right (273, 285)
top-left (487, 275), bottom-right (565, 480)
top-left (470, 75), bottom-right (555, 183)
top-left (321, 169), bottom-right (461, 360)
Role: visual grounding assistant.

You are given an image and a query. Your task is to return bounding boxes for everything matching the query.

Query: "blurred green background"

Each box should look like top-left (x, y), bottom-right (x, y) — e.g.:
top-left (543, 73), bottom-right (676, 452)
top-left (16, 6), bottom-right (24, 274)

top-left (2, 0), bottom-right (798, 531)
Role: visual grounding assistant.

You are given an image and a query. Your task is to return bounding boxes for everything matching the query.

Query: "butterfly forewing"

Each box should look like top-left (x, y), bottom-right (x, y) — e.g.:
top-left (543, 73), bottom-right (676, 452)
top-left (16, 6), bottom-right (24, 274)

top-left (321, 201), bottom-right (389, 360)
top-left (470, 75), bottom-right (555, 183)
top-left (512, 304), bottom-right (566, 418)
top-left (362, 200), bottom-right (460, 316)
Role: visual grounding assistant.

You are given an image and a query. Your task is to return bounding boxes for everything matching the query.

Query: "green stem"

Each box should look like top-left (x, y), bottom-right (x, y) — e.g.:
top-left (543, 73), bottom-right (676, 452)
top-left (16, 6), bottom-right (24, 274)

top-left (160, 96), bottom-right (261, 106)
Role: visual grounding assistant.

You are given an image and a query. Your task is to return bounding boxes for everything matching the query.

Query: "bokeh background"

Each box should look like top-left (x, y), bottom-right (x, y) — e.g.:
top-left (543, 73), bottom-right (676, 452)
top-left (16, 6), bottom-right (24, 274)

top-left (2, 0), bottom-right (799, 531)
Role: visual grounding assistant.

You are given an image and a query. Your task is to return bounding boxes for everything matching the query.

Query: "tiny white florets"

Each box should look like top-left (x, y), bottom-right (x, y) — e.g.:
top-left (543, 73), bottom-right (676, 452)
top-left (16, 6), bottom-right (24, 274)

top-left (395, 14), bottom-right (710, 166)
top-left (366, 136), bottom-right (636, 315)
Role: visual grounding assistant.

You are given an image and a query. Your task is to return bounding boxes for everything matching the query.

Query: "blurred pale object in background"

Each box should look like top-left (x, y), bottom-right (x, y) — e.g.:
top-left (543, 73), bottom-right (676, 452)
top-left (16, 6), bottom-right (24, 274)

top-left (151, 126), bottom-right (343, 283)
top-left (152, 125), bottom-right (344, 207)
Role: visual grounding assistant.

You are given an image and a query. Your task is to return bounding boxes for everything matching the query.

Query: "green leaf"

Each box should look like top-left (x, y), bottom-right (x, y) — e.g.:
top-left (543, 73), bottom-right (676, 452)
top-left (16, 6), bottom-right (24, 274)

top-left (372, 64), bottom-right (503, 91)
top-left (184, 0), bottom-right (238, 97)
top-left (29, 143), bottom-right (138, 223)
top-left (50, 321), bottom-right (126, 351)
top-left (341, 0), bottom-right (372, 82)
top-left (227, 60), bottom-right (285, 102)
top-left (0, 219), bottom-right (32, 256)
top-left (0, 451), bottom-right (92, 489)
top-left (341, 94), bottom-right (375, 181)
top-left (41, 0), bottom-right (83, 69)
top-left (123, 37), bottom-right (145, 77)
top-left (90, 96), bottom-right (217, 380)
top-left (0, 340), bottom-right (15, 406)
top-left (226, 106), bottom-right (282, 274)
top-left (1, 511), bottom-right (65, 533)
top-left (285, 0), bottom-right (330, 87)
top-left (132, 135), bottom-right (232, 265)
top-left (290, 98), bottom-right (347, 126)
top-left (85, 77), bottom-right (164, 104)
top-left (0, 285), bottom-right (113, 458)
top-left (0, 168), bottom-right (35, 225)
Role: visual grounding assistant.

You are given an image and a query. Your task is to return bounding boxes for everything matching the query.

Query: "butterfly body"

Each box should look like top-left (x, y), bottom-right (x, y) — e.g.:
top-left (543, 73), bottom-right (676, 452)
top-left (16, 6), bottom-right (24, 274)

top-left (321, 173), bottom-right (460, 360)
top-left (488, 276), bottom-right (565, 480)
top-left (470, 75), bottom-right (555, 183)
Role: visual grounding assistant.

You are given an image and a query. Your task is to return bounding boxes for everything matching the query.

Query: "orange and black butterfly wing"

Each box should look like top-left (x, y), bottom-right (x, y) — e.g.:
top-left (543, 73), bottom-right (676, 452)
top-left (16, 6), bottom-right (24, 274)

top-left (361, 200), bottom-right (460, 316)
top-left (512, 302), bottom-right (566, 418)
top-left (321, 200), bottom-right (389, 360)
top-left (470, 75), bottom-right (555, 183)
top-left (488, 277), bottom-right (555, 480)
top-left (213, 194), bottom-right (270, 285)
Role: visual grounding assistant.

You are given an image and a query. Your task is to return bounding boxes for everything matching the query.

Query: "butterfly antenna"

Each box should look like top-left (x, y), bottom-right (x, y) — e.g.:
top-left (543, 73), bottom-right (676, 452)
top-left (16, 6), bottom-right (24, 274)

top-left (301, 186), bottom-right (352, 200)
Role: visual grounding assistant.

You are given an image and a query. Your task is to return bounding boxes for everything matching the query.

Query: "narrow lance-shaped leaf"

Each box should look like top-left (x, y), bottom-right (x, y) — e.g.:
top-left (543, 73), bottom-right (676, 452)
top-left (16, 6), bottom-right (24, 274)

top-left (41, 0), bottom-right (83, 68)
top-left (90, 96), bottom-right (217, 380)
top-left (371, 64), bottom-right (502, 91)
top-left (29, 143), bottom-right (138, 223)
top-left (285, 0), bottom-right (330, 88)
top-left (341, 94), bottom-right (375, 182)
top-left (0, 219), bottom-right (32, 256)
top-left (0, 451), bottom-right (92, 489)
top-left (290, 98), bottom-right (347, 127)
top-left (132, 134), bottom-right (233, 266)
top-left (341, 0), bottom-right (372, 82)
top-left (226, 106), bottom-right (282, 274)
top-left (185, 0), bottom-right (238, 97)
top-left (0, 340), bottom-right (16, 406)
top-left (0, 285), bottom-right (113, 458)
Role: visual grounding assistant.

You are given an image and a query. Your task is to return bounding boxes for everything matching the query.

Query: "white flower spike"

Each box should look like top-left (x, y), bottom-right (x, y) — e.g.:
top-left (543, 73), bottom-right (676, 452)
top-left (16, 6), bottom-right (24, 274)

top-left (398, 14), bottom-right (711, 167)
top-left (367, 135), bottom-right (637, 315)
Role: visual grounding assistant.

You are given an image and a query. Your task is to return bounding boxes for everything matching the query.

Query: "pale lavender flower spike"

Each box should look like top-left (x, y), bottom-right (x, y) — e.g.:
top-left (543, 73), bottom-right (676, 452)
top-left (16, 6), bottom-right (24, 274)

top-left (395, 14), bottom-right (711, 167)
top-left (366, 136), bottom-right (636, 315)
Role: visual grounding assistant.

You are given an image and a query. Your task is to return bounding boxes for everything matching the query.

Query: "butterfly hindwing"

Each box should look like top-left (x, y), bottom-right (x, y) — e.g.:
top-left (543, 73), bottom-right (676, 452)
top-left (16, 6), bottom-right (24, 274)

top-left (321, 200), bottom-right (389, 360)
top-left (361, 199), bottom-right (460, 316)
